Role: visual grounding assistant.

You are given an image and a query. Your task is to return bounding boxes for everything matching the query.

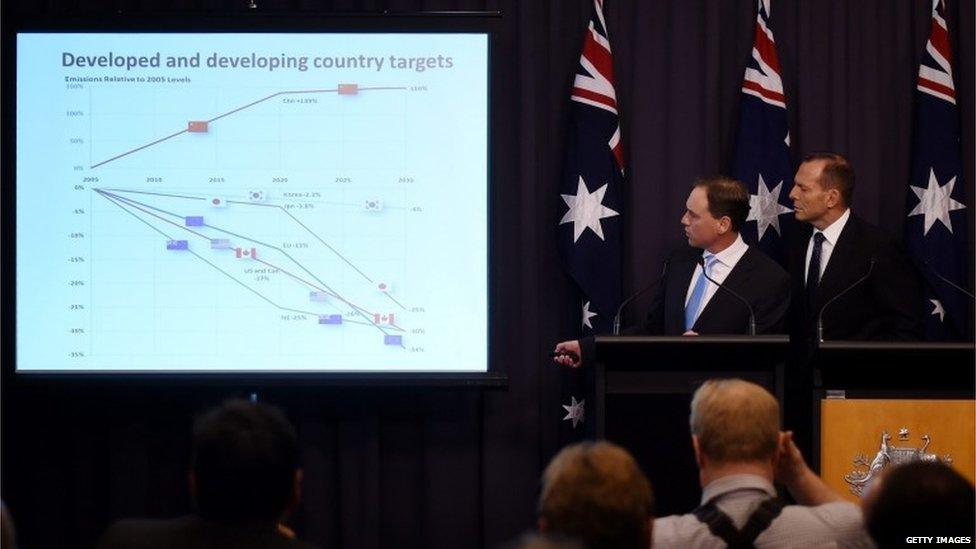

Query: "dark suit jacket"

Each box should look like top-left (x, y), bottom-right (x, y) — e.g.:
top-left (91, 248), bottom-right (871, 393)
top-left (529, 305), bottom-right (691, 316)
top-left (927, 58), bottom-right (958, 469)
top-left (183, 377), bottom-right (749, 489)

top-left (97, 516), bottom-right (319, 549)
top-left (580, 244), bottom-right (790, 364)
top-left (789, 213), bottom-right (923, 341)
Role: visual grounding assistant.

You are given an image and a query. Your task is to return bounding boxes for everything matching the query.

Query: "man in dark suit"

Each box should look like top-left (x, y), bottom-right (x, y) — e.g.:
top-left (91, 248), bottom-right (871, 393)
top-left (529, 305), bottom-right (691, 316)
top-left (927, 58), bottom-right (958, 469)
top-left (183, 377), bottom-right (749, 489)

top-left (98, 400), bottom-right (317, 549)
top-left (788, 152), bottom-right (923, 341)
top-left (554, 176), bottom-right (790, 367)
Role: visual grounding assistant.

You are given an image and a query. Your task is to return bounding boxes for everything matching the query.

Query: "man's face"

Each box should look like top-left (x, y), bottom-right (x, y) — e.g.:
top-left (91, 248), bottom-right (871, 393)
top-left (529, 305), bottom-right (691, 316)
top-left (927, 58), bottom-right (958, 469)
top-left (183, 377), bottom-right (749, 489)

top-left (789, 160), bottom-right (836, 225)
top-left (681, 186), bottom-right (723, 249)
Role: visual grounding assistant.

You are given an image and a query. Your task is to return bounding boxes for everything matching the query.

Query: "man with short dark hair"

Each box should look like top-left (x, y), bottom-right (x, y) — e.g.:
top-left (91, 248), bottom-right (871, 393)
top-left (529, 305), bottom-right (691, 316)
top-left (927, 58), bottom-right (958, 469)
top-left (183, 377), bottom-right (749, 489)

top-left (653, 379), bottom-right (873, 548)
top-left (863, 461), bottom-right (975, 548)
top-left (554, 176), bottom-right (790, 367)
top-left (98, 400), bottom-right (315, 549)
top-left (788, 152), bottom-right (923, 341)
top-left (538, 441), bottom-right (654, 549)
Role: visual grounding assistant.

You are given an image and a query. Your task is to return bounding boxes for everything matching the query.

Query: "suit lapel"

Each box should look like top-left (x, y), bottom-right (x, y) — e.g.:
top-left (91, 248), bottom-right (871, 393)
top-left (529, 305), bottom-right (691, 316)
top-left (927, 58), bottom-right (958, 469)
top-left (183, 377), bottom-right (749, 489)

top-left (693, 247), bottom-right (755, 332)
top-left (815, 216), bottom-right (860, 310)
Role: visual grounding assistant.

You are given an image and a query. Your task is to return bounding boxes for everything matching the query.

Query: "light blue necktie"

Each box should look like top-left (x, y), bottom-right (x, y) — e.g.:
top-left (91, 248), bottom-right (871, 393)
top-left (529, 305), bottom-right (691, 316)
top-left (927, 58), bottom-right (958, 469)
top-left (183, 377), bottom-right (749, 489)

top-left (685, 254), bottom-right (716, 331)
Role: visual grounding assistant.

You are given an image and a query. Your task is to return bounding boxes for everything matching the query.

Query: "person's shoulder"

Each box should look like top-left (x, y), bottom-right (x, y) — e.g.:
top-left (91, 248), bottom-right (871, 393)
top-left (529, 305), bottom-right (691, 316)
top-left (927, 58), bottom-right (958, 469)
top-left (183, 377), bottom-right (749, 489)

top-left (776, 501), bottom-right (873, 546)
top-left (742, 245), bottom-right (788, 278)
top-left (846, 214), bottom-right (900, 251)
top-left (653, 513), bottom-right (724, 549)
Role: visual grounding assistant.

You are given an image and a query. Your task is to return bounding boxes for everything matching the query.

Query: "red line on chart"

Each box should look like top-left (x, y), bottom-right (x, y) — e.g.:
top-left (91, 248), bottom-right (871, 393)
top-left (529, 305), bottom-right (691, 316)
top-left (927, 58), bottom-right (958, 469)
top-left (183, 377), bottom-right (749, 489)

top-left (89, 85), bottom-right (408, 169)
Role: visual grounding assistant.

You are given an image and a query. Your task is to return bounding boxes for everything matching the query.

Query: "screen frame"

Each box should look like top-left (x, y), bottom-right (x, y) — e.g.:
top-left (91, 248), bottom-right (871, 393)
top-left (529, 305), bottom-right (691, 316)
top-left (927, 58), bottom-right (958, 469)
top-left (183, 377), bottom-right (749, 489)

top-left (3, 12), bottom-right (505, 387)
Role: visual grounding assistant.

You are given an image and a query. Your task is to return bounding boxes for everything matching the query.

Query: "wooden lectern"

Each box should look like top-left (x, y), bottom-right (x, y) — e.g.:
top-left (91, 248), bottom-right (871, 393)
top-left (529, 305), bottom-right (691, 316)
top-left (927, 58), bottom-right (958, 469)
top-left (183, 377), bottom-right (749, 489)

top-left (814, 341), bottom-right (976, 501)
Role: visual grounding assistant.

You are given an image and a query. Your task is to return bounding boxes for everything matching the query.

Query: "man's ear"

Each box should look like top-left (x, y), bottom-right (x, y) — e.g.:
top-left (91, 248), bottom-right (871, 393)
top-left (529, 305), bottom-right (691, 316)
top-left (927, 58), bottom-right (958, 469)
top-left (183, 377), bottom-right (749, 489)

top-left (290, 469), bottom-right (304, 511)
top-left (692, 435), bottom-right (704, 468)
top-left (718, 216), bottom-right (732, 234)
top-left (826, 188), bottom-right (841, 209)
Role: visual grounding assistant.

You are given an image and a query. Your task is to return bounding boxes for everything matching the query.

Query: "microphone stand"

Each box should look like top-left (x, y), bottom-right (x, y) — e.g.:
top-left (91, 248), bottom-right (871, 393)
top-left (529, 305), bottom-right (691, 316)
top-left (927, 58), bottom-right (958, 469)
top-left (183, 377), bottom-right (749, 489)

top-left (612, 255), bottom-right (673, 335)
top-left (816, 258), bottom-right (876, 343)
top-left (697, 257), bottom-right (757, 336)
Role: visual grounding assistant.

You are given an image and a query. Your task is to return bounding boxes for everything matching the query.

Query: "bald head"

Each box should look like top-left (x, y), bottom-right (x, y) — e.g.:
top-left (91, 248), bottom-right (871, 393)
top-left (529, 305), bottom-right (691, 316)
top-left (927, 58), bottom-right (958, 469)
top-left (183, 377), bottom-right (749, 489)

top-left (690, 379), bottom-right (780, 464)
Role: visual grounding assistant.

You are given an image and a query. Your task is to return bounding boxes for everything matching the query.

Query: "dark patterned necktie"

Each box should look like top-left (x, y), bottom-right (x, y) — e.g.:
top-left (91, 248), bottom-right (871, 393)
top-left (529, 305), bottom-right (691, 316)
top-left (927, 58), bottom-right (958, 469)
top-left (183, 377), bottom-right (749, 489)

top-left (806, 232), bottom-right (826, 308)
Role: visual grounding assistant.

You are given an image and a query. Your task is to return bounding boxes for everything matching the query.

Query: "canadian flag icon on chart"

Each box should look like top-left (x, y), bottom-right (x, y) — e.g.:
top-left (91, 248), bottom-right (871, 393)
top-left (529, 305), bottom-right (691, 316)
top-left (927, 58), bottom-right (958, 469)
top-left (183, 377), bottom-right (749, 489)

top-left (373, 313), bottom-right (396, 325)
top-left (235, 247), bottom-right (257, 259)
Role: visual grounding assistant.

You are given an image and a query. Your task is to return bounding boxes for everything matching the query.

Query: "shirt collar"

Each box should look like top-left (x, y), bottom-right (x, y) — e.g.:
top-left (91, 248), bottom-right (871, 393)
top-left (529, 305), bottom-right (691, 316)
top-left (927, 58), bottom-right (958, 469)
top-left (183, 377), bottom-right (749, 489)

top-left (700, 473), bottom-right (777, 506)
top-left (815, 208), bottom-right (851, 246)
top-left (704, 233), bottom-right (748, 268)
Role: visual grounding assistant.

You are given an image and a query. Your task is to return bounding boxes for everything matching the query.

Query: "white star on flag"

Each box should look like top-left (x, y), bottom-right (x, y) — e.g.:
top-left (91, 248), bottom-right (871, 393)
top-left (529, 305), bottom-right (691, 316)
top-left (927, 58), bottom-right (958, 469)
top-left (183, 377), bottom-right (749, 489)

top-left (560, 176), bottom-right (619, 242)
top-left (581, 301), bottom-right (598, 330)
top-left (908, 169), bottom-right (967, 235)
top-left (747, 174), bottom-right (793, 239)
top-left (562, 396), bottom-right (585, 429)
top-left (929, 299), bottom-right (946, 322)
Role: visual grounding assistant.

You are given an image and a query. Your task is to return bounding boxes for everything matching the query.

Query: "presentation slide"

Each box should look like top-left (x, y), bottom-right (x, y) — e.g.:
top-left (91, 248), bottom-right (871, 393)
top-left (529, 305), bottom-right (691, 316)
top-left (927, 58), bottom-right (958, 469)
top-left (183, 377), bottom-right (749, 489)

top-left (16, 33), bottom-right (489, 373)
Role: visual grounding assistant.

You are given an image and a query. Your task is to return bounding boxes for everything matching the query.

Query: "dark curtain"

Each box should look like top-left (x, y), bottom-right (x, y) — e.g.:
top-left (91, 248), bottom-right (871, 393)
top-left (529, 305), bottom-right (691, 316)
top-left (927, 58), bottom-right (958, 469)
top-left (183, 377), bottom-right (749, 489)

top-left (2, 1), bottom-right (973, 548)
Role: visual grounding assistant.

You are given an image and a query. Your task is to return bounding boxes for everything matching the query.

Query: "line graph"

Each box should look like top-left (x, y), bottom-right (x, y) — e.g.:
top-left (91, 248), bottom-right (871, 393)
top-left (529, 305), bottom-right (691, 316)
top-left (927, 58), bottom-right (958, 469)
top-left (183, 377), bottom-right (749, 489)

top-left (17, 32), bottom-right (488, 372)
top-left (93, 187), bottom-right (404, 339)
top-left (90, 85), bottom-right (408, 169)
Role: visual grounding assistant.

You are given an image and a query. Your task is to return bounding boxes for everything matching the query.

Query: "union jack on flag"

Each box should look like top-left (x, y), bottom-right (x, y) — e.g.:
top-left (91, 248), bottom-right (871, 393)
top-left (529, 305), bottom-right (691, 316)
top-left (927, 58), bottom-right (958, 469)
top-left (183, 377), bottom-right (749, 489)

top-left (558, 0), bottom-right (624, 336)
top-left (905, 0), bottom-right (971, 340)
top-left (731, 0), bottom-right (794, 264)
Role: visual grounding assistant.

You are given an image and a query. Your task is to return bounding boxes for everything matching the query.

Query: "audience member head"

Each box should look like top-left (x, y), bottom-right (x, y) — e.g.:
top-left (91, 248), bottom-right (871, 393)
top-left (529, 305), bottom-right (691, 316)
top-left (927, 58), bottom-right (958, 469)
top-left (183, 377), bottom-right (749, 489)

top-left (863, 461), bottom-right (975, 548)
top-left (538, 441), bottom-right (654, 549)
top-left (689, 379), bottom-right (780, 484)
top-left (191, 399), bottom-right (301, 523)
top-left (790, 152), bottom-right (855, 230)
top-left (682, 176), bottom-right (750, 253)
top-left (501, 532), bottom-right (586, 549)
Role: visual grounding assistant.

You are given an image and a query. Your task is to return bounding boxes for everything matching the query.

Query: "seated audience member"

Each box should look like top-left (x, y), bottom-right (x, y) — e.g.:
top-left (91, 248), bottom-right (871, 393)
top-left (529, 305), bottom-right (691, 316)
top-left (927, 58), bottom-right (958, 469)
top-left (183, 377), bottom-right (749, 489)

top-left (501, 532), bottom-right (586, 549)
top-left (98, 399), bottom-right (316, 549)
top-left (653, 379), bottom-right (872, 548)
top-left (863, 461), bottom-right (975, 548)
top-left (538, 441), bottom-right (654, 549)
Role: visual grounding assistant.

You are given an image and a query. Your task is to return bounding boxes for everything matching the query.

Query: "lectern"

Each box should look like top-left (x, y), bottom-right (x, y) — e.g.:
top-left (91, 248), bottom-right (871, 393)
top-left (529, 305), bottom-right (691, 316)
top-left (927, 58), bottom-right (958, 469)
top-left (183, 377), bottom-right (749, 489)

top-left (812, 341), bottom-right (976, 474)
top-left (590, 335), bottom-right (790, 514)
top-left (592, 335), bottom-right (789, 437)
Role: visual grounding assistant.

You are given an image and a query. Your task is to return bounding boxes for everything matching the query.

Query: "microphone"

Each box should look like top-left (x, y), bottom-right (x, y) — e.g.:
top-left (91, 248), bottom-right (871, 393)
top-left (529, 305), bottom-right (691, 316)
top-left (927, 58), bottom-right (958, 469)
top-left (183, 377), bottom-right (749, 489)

top-left (697, 257), bottom-right (757, 335)
top-left (612, 253), bottom-right (674, 335)
top-left (817, 257), bottom-right (876, 342)
top-left (924, 259), bottom-right (976, 300)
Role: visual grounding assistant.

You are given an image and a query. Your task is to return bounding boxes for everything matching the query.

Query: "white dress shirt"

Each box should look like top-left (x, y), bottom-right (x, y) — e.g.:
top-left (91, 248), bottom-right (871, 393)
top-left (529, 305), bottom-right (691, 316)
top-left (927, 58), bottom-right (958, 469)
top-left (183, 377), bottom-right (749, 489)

top-left (804, 208), bottom-right (851, 284)
top-left (685, 234), bottom-right (750, 312)
top-left (653, 474), bottom-right (874, 548)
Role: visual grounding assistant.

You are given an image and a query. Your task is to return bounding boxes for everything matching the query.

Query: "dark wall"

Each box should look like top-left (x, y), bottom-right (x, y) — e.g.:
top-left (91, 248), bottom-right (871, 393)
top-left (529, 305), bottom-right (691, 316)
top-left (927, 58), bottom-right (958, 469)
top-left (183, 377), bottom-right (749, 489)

top-left (3, 1), bottom-right (973, 548)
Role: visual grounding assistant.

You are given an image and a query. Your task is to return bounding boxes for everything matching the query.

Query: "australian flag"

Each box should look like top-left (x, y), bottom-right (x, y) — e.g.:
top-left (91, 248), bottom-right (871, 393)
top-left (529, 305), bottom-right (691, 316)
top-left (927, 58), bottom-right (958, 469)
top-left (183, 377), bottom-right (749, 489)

top-left (905, 0), bottom-right (971, 340)
top-left (558, 0), bottom-right (624, 336)
top-left (731, 0), bottom-right (795, 264)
